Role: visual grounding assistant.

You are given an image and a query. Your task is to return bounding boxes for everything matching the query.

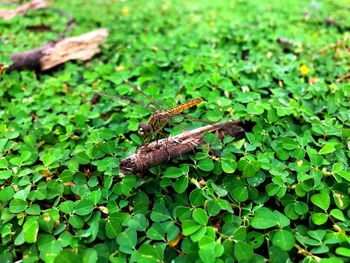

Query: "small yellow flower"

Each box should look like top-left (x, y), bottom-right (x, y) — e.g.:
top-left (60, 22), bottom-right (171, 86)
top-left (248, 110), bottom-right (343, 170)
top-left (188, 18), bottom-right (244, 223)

top-left (116, 65), bottom-right (125, 71)
top-left (91, 81), bottom-right (99, 87)
top-left (121, 7), bottom-right (129, 16)
top-left (299, 64), bottom-right (310, 75)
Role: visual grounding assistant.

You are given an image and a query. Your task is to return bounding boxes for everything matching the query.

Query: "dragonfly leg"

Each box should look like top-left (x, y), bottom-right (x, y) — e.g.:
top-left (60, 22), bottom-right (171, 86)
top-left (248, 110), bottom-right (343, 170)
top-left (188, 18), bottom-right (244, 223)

top-left (177, 148), bottom-right (183, 160)
top-left (152, 130), bottom-right (168, 147)
top-left (141, 135), bottom-right (153, 147)
top-left (164, 146), bottom-right (171, 161)
top-left (155, 130), bottom-right (168, 138)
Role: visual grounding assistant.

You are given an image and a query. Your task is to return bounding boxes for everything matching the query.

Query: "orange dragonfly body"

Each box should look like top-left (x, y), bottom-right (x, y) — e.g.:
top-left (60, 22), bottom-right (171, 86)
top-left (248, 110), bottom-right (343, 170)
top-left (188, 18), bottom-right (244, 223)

top-left (139, 97), bottom-right (204, 140)
top-left (93, 81), bottom-right (204, 143)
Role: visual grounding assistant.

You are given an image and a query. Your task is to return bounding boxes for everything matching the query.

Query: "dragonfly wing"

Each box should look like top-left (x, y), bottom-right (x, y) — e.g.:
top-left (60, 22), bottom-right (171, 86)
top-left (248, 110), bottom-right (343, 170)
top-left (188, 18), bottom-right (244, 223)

top-left (123, 80), bottom-right (162, 111)
top-left (177, 113), bottom-right (218, 125)
top-left (92, 90), bottom-right (132, 104)
top-left (92, 89), bottom-right (155, 112)
top-left (165, 113), bottom-right (226, 137)
top-left (159, 114), bottom-right (217, 138)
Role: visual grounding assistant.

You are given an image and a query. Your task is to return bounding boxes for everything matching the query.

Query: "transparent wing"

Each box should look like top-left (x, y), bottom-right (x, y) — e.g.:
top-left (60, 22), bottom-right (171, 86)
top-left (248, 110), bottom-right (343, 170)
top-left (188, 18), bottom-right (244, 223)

top-left (123, 79), bottom-right (201, 113)
top-left (177, 113), bottom-right (218, 125)
top-left (162, 113), bottom-right (217, 137)
top-left (92, 89), bottom-right (157, 112)
top-left (123, 80), bottom-right (162, 111)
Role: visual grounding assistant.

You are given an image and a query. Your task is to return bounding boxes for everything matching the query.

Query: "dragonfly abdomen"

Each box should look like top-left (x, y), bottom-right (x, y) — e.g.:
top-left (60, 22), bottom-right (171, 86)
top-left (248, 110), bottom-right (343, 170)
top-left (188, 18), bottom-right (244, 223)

top-left (146, 97), bottom-right (204, 138)
top-left (166, 98), bottom-right (204, 116)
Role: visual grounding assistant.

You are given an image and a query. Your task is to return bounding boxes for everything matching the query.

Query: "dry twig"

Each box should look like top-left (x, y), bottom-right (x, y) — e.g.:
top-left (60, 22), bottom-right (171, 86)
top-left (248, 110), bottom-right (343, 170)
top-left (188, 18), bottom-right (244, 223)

top-left (336, 72), bottom-right (350, 83)
top-left (319, 33), bottom-right (349, 55)
top-left (119, 121), bottom-right (245, 175)
top-left (8, 28), bottom-right (109, 71)
top-left (0, 0), bottom-right (47, 19)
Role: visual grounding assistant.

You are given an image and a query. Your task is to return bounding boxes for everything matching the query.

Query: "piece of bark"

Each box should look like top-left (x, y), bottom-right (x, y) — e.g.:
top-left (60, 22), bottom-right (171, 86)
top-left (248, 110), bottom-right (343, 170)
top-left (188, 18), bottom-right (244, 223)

top-left (119, 121), bottom-right (245, 175)
top-left (336, 72), bottom-right (350, 83)
top-left (8, 28), bottom-right (109, 71)
top-left (277, 37), bottom-right (294, 47)
top-left (0, 0), bottom-right (48, 20)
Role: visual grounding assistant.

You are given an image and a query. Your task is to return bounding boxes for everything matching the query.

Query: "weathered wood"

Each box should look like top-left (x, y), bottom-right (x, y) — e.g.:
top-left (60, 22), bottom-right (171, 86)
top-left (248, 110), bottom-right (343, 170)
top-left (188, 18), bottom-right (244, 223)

top-left (8, 28), bottom-right (109, 71)
top-left (0, 0), bottom-right (48, 20)
top-left (119, 121), bottom-right (245, 175)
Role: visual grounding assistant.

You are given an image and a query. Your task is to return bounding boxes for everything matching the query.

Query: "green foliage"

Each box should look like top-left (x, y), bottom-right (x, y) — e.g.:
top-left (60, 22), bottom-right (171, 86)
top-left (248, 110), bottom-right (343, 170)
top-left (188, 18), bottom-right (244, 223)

top-left (1, 0), bottom-right (350, 262)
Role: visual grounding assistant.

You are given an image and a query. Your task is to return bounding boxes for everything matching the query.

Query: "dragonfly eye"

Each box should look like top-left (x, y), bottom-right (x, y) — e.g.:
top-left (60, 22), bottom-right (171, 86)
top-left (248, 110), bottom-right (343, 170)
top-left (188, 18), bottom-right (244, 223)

top-left (138, 123), bottom-right (152, 137)
top-left (138, 128), bottom-right (144, 136)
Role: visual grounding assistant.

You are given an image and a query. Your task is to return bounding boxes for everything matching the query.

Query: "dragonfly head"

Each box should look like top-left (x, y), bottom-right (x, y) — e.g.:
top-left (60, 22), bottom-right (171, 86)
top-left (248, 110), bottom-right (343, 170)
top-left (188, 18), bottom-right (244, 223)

top-left (138, 123), bottom-right (153, 138)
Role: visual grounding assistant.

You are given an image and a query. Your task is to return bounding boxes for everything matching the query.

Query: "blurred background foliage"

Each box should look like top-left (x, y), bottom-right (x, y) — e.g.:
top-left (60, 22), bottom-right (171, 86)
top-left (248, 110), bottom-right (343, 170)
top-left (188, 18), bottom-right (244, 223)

top-left (0, 0), bottom-right (349, 262)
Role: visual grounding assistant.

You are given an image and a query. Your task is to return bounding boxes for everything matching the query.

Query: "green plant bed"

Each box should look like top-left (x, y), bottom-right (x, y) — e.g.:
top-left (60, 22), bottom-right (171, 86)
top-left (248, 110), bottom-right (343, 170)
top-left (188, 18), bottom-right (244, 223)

top-left (0, 0), bottom-right (349, 262)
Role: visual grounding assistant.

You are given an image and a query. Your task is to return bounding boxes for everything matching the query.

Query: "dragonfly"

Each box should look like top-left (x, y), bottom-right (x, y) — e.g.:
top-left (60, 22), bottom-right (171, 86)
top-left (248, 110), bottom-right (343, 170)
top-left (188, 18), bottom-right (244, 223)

top-left (93, 80), bottom-right (204, 143)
